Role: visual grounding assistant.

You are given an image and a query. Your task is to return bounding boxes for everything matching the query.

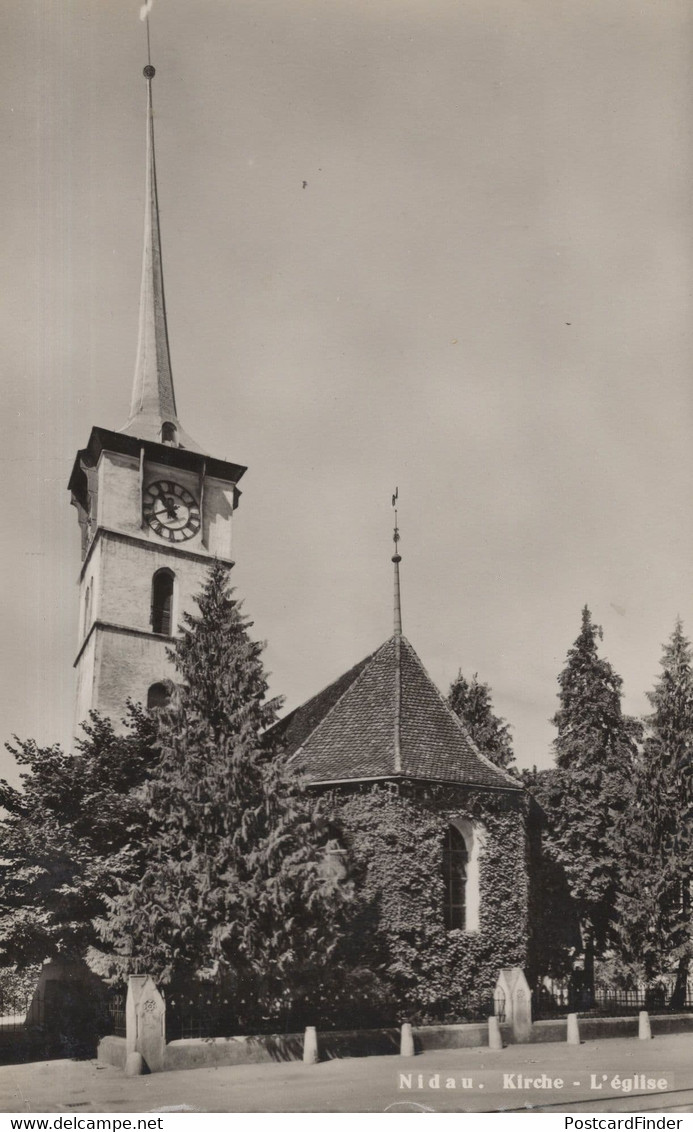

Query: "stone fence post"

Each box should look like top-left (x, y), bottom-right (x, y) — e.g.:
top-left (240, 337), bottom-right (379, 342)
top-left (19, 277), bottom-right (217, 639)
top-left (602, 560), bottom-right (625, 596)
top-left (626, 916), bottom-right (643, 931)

top-left (125, 974), bottom-right (166, 1072)
top-left (494, 967), bottom-right (532, 1043)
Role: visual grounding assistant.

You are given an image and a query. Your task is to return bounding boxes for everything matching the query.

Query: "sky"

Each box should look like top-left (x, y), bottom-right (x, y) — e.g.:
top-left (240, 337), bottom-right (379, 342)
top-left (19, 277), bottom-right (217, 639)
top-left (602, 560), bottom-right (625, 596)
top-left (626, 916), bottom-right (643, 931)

top-left (1, 0), bottom-right (692, 783)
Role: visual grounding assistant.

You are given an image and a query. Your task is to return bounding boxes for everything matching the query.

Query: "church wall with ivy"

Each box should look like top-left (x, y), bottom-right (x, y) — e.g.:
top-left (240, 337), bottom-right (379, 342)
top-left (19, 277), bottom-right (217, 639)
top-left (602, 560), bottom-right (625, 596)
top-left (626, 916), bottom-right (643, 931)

top-left (327, 782), bottom-right (529, 1026)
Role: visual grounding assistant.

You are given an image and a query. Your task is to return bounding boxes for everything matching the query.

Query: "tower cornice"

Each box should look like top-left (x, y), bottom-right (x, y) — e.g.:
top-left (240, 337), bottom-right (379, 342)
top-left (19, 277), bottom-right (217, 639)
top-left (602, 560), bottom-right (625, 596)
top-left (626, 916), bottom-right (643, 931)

top-left (68, 426), bottom-right (246, 509)
top-left (76, 525), bottom-right (235, 586)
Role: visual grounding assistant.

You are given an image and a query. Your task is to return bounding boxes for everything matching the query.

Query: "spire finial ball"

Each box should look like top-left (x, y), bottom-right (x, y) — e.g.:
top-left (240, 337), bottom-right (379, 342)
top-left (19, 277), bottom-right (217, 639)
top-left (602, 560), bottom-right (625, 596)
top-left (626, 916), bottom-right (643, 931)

top-left (143, 65), bottom-right (156, 79)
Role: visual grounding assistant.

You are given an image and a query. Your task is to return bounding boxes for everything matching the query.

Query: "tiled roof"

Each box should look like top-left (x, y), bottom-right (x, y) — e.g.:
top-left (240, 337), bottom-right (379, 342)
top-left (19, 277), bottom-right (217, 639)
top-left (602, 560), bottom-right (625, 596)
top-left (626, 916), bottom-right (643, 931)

top-left (272, 635), bottom-right (521, 792)
top-left (271, 651), bottom-right (377, 758)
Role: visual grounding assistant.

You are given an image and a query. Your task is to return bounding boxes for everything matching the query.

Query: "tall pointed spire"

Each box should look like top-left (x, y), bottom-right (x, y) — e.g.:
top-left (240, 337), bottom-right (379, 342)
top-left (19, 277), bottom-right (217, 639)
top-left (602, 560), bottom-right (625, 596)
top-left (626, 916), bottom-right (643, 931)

top-left (392, 487), bottom-right (402, 636)
top-left (120, 62), bottom-right (203, 452)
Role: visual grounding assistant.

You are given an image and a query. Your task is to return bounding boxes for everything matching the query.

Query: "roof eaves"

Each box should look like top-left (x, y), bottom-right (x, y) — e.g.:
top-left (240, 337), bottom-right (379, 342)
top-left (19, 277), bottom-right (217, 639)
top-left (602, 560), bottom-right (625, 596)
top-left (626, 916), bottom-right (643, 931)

top-left (305, 771), bottom-right (524, 793)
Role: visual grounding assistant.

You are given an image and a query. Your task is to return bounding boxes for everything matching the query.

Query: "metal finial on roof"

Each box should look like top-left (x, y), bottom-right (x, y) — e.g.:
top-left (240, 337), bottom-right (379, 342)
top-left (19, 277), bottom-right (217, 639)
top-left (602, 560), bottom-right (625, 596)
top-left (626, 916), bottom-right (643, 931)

top-left (392, 487), bottom-right (402, 637)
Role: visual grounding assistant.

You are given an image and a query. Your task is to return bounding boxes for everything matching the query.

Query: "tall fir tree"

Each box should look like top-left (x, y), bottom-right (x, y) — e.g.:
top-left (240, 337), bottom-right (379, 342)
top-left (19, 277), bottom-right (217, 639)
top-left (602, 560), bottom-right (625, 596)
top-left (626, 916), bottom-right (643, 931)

top-left (0, 707), bottom-right (157, 968)
top-left (545, 606), bottom-right (640, 987)
top-left (615, 621), bottom-right (693, 1001)
top-left (521, 766), bottom-right (582, 982)
top-left (99, 562), bottom-right (351, 1028)
top-left (448, 671), bottom-right (516, 770)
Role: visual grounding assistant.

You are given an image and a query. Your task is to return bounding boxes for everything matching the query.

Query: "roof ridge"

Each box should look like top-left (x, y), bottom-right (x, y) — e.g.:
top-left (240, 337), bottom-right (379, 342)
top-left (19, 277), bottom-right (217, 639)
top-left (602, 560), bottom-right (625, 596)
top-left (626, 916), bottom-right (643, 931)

top-left (399, 636), bottom-right (522, 790)
top-left (288, 637), bottom-right (395, 766)
top-left (393, 634), bottom-right (402, 773)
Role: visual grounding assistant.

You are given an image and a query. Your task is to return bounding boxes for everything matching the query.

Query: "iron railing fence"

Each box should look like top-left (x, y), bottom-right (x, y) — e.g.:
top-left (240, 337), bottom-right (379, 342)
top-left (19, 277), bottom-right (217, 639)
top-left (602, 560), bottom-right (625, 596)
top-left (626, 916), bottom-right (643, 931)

top-left (532, 983), bottom-right (693, 1021)
top-left (454, 995), bottom-right (506, 1025)
top-left (106, 990), bottom-right (126, 1038)
top-left (163, 985), bottom-right (508, 1041)
top-left (0, 988), bottom-right (44, 1033)
top-left (165, 986), bottom-right (237, 1042)
top-left (486, 994), bottom-right (506, 1024)
top-left (415, 996), bottom-right (507, 1028)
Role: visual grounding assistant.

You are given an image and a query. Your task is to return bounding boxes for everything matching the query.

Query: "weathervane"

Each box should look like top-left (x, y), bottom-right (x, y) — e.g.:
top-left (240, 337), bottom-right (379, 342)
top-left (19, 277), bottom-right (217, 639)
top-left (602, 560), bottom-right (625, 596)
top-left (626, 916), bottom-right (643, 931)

top-left (140, 0), bottom-right (154, 73)
top-left (392, 487), bottom-right (402, 637)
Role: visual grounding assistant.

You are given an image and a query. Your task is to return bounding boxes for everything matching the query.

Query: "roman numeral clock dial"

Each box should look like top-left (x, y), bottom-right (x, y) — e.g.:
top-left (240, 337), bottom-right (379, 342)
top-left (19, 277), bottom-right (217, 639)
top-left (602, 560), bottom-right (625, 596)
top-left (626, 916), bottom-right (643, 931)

top-left (143, 480), bottom-right (201, 542)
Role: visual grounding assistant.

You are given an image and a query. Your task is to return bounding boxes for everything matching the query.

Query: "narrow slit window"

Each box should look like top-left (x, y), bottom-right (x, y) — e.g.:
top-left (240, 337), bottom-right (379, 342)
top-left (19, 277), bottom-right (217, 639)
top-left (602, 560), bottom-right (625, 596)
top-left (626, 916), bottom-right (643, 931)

top-left (83, 583), bottom-right (92, 637)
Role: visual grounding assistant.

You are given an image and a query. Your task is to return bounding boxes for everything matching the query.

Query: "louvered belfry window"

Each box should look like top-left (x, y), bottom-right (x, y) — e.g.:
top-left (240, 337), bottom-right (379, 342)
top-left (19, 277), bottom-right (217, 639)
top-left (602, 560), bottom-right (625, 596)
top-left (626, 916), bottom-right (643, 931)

top-left (443, 825), bottom-right (469, 930)
top-left (151, 569), bottom-right (174, 635)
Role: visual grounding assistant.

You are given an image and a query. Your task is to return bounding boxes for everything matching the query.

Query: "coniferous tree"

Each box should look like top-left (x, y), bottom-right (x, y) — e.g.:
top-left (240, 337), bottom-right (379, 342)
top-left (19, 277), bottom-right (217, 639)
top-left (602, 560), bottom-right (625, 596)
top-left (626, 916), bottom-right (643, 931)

top-left (522, 767), bottom-right (582, 982)
top-left (0, 707), bottom-right (156, 968)
top-left (615, 621), bottom-right (693, 1002)
top-left (544, 607), bottom-right (640, 988)
top-left (99, 563), bottom-right (351, 1028)
top-left (448, 671), bottom-right (516, 770)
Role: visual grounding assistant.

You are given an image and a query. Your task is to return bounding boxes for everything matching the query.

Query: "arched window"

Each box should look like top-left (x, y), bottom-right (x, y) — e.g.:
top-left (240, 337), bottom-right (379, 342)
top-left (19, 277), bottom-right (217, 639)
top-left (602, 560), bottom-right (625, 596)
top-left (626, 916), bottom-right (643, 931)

top-left (443, 825), bottom-right (469, 930)
top-left (147, 681), bottom-right (172, 710)
top-left (151, 569), bottom-right (174, 635)
top-left (161, 422), bottom-right (177, 446)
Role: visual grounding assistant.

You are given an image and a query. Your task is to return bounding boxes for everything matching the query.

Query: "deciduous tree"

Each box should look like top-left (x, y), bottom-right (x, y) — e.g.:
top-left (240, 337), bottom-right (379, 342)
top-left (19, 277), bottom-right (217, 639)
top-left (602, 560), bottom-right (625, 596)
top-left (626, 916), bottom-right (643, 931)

top-left (0, 708), bottom-right (156, 968)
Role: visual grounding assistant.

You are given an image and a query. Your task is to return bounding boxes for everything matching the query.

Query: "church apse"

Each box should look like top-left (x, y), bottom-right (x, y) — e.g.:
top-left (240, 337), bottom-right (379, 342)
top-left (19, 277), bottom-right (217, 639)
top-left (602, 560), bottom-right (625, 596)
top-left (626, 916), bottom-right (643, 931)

top-left (269, 515), bottom-right (530, 1020)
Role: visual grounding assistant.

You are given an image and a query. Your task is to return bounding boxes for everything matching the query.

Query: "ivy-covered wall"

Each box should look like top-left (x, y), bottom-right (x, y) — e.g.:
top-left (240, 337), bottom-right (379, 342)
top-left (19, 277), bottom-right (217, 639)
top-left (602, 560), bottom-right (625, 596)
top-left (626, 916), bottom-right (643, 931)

top-left (328, 782), bottom-right (529, 1025)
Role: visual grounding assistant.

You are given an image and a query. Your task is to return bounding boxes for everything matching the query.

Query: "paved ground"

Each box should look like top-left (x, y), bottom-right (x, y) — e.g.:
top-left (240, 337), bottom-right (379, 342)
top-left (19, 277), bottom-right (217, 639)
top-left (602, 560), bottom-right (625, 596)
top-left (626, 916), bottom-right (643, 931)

top-left (1, 1033), bottom-right (693, 1113)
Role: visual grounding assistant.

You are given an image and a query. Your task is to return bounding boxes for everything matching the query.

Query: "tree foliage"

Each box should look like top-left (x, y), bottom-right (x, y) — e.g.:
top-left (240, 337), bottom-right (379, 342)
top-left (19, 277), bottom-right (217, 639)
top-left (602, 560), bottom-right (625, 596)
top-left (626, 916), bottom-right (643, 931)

top-left (542, 607), bottom-right (640, 977)
top-left (522, 767), bottom-right (582, 982)
top-left (447, 671), bottom-right (516, 770)
top-left (98, 562), bottom-right (351, 1028)
top-left (0, 708), bottom-right (156, 968)
top-left (615, 621), bottom-right (693, 997)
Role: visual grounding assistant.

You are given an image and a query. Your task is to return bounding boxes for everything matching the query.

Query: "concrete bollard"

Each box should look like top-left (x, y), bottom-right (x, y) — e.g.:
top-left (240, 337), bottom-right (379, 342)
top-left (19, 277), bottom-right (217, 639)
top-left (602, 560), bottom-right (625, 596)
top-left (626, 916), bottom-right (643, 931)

top-left (400, 1023), bottom-right (415, 1057)
top-left (566, 1013), bottom-right (580, 1045)
top-left (488, 1015), bottom-right (503, 1051)
top-left (303, 1025), bottom-right (319, 1064)
top-left (125, 1051), bottom-right (145, 1077)
top-left (639, 1010), bottom-right (652, 1040)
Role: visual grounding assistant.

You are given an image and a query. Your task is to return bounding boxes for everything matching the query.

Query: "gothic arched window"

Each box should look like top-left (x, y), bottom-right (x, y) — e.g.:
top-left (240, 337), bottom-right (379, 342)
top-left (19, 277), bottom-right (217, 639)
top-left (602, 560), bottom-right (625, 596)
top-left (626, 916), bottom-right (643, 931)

top-left (151, 569), bottom-right (174, 635)
top-left (443, 824), bottom-right (469, 930)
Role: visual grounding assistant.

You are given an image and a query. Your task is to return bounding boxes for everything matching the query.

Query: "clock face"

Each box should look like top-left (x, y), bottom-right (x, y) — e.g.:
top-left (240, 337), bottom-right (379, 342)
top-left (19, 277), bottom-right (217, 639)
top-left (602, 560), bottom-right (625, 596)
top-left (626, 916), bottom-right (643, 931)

top-left (143, 480), bottom-right (201, 542)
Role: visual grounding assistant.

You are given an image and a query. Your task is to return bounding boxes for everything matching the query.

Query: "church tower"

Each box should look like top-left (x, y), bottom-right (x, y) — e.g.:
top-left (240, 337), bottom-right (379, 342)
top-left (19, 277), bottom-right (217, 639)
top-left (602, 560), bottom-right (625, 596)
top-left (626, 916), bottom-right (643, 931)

top-left (68, 64), bottom-right (246, 726)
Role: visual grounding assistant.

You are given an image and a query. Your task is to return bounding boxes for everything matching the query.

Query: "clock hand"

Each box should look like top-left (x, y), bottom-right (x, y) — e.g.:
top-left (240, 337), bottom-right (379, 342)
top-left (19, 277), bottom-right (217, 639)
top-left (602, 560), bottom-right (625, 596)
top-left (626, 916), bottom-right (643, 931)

top-left (150, 485), bottom-right (174, 506)
top-left (153, 503), bottom-right (179, 520)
